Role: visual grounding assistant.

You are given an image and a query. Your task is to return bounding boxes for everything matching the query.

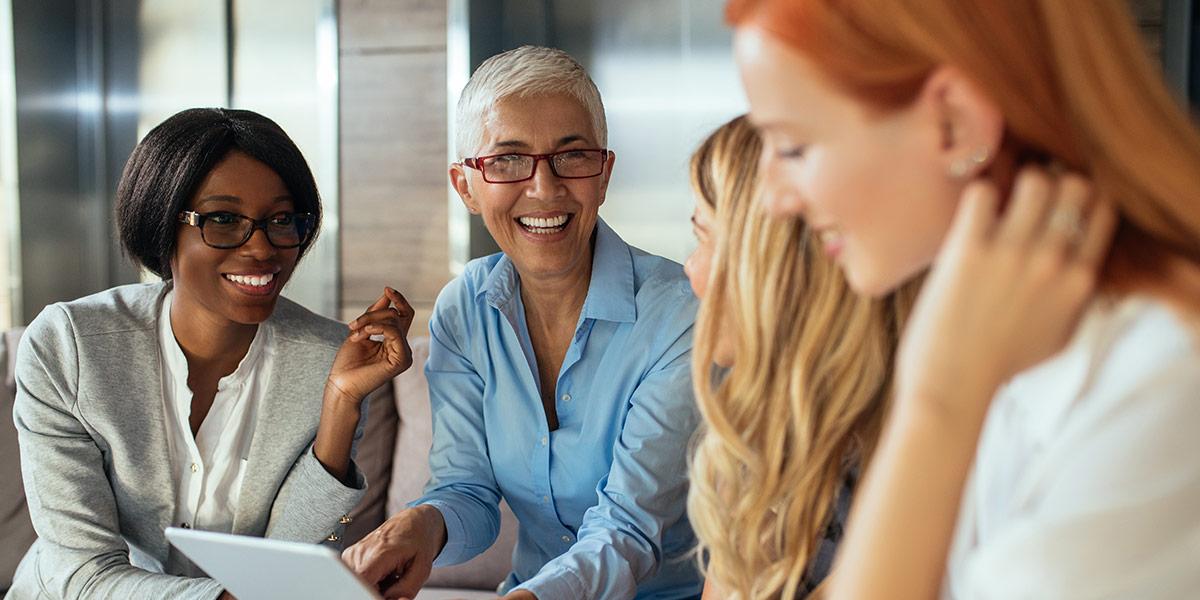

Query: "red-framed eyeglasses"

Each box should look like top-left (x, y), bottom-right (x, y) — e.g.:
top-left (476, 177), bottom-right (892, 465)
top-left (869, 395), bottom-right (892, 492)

top-left (462, 148), bottom-right (609, 183)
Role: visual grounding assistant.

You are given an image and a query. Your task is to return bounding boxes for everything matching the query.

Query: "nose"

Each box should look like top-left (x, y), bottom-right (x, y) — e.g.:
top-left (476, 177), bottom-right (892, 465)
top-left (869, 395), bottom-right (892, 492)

top-left (238, 227), bottom-right (278, 260)
top-left (525, 157), bottom-right (565, 200)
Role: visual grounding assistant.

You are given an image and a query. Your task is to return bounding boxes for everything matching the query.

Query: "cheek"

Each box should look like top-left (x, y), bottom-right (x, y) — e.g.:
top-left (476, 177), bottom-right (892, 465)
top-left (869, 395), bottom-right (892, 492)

top-left (478, 191), bottom-right (520, 228)
top-left (683, 244), bottom-right (712, 299)
top-left (801, 145), bottom-right (881, 227)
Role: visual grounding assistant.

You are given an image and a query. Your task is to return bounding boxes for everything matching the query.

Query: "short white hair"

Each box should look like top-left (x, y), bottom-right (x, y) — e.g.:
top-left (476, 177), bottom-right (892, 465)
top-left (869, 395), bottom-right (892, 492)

top-left (455, 45), bottom-right (607, 158)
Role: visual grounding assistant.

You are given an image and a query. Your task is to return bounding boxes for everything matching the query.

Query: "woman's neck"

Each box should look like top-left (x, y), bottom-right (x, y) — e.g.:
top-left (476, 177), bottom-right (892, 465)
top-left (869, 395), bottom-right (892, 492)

top-left (169, 292), bottom-right (258, 378)
top-left (519, 250), bottom-right (593, 340)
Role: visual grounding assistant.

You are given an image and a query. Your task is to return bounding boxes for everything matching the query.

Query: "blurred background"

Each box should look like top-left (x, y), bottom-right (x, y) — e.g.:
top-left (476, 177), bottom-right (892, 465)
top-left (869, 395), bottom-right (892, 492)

top-left (0, 0), bottom-right (1194, 331)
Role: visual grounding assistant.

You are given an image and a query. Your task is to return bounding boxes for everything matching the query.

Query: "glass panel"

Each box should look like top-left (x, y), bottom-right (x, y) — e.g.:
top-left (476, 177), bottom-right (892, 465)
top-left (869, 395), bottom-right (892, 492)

top-left (0, 0), bottom-right (18, 330)
top-left (232, 0), bottom-right (340, 318)
top-left (558, 0), bottom-right (746, 264)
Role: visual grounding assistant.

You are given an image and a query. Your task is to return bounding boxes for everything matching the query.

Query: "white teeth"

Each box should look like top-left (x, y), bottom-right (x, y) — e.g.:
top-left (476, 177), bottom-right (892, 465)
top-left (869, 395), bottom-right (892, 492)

top-left (518, 214), bottom-right (569, 230)
top-left (820, 229), bottom-right (842, 244)
top-left (225, 273), bottom-right (275, 287)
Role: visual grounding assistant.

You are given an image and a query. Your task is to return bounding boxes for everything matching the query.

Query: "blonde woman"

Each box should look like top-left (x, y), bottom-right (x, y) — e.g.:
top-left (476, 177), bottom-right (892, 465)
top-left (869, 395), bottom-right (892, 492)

top-left (727, 0), bottom-right (1200, 598)
top-left (682, 115), bottom-right (918, 599)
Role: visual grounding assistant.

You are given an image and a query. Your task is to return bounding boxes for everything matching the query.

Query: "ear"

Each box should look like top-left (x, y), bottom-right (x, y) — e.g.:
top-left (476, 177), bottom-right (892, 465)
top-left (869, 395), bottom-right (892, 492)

top-left (448, 163), bottom-right (481, 215)
top-left (919, 66), bottom-right (1004, 178)
top-left (597, 151), bottom-right (616, 208)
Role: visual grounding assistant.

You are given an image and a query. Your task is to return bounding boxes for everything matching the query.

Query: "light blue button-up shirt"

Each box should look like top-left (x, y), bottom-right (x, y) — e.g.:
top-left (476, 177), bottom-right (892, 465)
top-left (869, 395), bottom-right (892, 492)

top-left (416, 220), bottom-right (703, 600)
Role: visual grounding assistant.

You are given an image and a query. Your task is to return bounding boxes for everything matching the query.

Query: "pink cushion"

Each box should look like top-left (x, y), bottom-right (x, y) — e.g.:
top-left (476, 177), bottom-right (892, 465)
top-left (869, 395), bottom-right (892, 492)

top-left (388, 336), bottom-right (518, 591)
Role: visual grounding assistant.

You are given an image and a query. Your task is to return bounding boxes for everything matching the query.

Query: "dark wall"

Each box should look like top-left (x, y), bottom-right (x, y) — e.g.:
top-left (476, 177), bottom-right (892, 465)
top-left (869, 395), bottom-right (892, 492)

top-left (12, 0), bottom-right (141, 323)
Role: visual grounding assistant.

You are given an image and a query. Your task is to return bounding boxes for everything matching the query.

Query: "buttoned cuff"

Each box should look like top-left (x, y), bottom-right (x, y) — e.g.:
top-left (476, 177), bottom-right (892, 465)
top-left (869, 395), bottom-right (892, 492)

top-left (514, 565), bottom-right (588, 600)
top-left (287, 445), bottom-right (367, 545)
top-left (421, 499), bottom-right (472, 567)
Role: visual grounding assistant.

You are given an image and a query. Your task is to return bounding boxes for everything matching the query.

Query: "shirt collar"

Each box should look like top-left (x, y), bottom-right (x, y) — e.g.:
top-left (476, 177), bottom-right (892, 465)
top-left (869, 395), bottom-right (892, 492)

top-left (477, 218), bottom-right (637, 324)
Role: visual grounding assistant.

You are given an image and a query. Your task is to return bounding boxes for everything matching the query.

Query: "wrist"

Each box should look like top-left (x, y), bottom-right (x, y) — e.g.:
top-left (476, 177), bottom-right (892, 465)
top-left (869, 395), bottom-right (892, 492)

top-left (323, 379), bottom-right (363, 408)
top-left (410, 504), bottom-right (448, 552)
top-left (893, 378), bottom-right (997, 437)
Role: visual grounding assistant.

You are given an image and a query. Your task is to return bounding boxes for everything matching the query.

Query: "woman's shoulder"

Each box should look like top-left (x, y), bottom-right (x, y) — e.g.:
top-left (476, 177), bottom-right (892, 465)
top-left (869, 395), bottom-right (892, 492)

top-left (1006, 296), bottom-right (1200, 423)
top-left (1081, 297), bottom-right (1199, 395)
top-left (430, 254), bottom-right (509, 318)
top-left (27, 281), bottom-right (168, 339)
top-left (626, 245), bottom-right (697, 313)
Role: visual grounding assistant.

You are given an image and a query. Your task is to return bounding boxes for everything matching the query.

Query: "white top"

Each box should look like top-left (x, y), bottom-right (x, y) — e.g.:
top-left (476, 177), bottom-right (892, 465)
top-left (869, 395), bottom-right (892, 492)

top-left (159, 291), bottom-right (274, 551)
top-left (944, 297), bottom-right (1200, 599)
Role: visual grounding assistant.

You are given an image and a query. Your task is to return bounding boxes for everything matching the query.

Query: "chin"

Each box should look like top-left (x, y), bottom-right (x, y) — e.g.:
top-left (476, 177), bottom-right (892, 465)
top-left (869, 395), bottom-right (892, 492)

top-left (226, 301), bottom-right (279, 325)
top-left (843, 261), bottom-right (898, 299)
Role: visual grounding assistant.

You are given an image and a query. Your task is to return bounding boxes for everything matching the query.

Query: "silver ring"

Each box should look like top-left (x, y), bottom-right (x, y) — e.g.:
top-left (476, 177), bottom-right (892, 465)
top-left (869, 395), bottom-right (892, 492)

top-left (1048, 205), bottom-right (1085, 241)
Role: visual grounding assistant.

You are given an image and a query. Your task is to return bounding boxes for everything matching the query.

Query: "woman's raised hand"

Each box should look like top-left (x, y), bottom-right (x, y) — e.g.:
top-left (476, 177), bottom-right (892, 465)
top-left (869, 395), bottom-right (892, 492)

top-left (896, 168), bottom-right (1118, 417)
top-left (328, 287), bottom-right (415, 403)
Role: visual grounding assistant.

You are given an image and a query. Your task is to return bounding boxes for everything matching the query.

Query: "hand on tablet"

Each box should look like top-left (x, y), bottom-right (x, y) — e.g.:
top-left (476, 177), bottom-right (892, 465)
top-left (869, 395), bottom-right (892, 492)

top-left (342, 505), bottom-right (447, 600)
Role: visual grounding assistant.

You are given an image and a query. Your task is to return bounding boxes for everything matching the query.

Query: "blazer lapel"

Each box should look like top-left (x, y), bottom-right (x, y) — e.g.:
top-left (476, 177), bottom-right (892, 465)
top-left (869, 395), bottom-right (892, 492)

top-left (231, 332), bottom-right (327, 535)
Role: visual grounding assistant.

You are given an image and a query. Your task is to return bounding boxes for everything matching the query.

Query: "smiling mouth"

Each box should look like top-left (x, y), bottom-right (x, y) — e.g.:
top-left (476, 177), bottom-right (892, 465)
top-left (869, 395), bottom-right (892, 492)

top-left (515, 213), bottom-right (573, 235)
top-left (219, 272), bottom-right (277, 295)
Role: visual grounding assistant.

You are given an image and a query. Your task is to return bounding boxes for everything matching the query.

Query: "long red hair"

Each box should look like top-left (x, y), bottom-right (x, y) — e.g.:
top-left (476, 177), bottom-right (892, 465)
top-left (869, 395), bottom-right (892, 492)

top-left (728, 0), bottom-right (1200, 304)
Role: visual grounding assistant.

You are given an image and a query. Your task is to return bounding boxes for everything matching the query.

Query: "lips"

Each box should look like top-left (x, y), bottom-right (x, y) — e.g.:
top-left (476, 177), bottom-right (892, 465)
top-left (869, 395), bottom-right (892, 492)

top-left (515, 212), bottom-right (573, 235)
top-left (221, 269), bottom-right (281, 297)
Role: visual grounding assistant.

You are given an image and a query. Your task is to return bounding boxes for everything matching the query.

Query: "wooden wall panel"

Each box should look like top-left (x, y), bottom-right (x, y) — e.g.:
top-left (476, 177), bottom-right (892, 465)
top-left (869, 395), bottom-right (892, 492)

top-left (338, 0), bottom-right (451, 330)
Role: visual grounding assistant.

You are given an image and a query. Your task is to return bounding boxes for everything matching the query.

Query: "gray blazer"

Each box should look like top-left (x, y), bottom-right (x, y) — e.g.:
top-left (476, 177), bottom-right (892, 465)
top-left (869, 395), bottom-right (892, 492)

top-left (9, 282), bottom-right (367, 600)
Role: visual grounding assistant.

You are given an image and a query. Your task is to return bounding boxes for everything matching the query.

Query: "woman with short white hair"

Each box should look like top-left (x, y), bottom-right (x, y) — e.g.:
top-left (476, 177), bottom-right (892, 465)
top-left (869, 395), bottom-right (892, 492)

top-left (344, 46), bottom-right (704, 600)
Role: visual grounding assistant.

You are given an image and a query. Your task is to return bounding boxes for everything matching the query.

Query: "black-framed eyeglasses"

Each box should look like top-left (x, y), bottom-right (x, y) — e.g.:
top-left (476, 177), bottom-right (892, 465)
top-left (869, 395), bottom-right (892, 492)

top-left (462, 148), bottom-right (609, 183)
top-left (178, 210), bottom-right (316, 249)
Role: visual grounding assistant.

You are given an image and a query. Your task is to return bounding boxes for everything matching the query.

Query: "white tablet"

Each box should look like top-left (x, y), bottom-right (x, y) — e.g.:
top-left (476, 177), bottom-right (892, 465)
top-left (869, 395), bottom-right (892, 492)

top-left (165, 527), bottom-right (382, 600)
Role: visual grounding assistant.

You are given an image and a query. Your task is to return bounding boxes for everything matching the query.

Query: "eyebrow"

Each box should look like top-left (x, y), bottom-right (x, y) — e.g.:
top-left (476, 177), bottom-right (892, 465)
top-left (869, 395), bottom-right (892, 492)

top-left (491, 134), bottom-right (593, 152)
top-left (195, 195), bottom-right (295, 208)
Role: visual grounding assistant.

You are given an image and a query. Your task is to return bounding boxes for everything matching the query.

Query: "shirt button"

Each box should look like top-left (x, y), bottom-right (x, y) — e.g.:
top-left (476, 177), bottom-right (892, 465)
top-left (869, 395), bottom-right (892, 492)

top-left (326, 533), bottom-right (340, 542)
top-left (540, 436), bottom-right (548, 446)
top-left (561, 535), bottom-right (571, 543)
top-left (543, 495), bottom-right (550, 503)
top-left (190, 463), bottom-right (198, 473)
top-left (561, 393), bottom-right (571, 402)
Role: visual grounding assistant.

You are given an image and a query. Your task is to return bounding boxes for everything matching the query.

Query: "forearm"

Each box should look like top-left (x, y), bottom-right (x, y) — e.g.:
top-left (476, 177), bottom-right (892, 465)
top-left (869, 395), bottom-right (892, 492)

top-left (23, 548), bottom-right (224, 600)
top-left (313, 382), bottom-right (362, 484)
top-left (829, 385), bottom-right (994, 600)
top-left (267, 443), bottom-right (366, 544)
top-left (515, 520), bottom-right (653, 600)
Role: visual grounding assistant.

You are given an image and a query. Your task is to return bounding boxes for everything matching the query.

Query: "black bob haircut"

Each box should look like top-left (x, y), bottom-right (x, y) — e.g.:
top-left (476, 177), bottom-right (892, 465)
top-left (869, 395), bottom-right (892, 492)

top-left (115, 107), bottom-right (322, 279)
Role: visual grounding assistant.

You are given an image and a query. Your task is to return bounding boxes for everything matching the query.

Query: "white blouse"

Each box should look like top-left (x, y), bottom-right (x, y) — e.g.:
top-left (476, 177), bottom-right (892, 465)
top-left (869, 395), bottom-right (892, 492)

top-left (944, 297), bottom-right (1200, 599)
top-left (158, 292), bottom-right (274, 552)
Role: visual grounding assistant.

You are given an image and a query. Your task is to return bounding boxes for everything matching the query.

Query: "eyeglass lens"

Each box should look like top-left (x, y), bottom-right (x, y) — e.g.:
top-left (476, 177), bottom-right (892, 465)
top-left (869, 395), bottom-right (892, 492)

top-left (482, 150), bottom-right (605, 182)
top-left (201, 213), bottom-right (311, 249)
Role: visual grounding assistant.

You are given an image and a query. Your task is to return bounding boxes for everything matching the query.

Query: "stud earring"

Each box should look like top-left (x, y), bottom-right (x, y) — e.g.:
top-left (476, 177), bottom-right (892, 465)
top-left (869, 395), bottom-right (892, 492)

top-left (948, 146), bottom-right (992, 179)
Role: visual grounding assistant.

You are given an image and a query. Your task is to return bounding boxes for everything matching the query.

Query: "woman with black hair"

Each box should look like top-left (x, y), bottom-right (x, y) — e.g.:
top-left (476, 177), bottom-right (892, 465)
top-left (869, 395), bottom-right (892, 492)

top-left (9, 108), bottom-right (413, 599)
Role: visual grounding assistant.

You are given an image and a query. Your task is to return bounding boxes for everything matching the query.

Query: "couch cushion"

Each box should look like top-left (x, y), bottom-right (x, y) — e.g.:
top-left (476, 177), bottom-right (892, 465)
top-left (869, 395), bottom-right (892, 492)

top-left (387, 336), bottom-right (518, 592)
top-left (344, 381), bottom-right (399, 545)
top-left (2, 327), bottom-right (37, 591)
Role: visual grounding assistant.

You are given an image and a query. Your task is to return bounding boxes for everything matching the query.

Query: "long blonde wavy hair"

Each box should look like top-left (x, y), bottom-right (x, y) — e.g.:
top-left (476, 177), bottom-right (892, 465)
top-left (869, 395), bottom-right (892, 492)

top-left (687, 115), bottom-right (920, 599)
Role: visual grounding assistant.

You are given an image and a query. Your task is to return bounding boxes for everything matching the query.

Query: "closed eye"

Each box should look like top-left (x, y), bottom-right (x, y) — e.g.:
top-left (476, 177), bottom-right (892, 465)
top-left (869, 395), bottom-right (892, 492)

top-left (776, 145), bottom-right (808, 160)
